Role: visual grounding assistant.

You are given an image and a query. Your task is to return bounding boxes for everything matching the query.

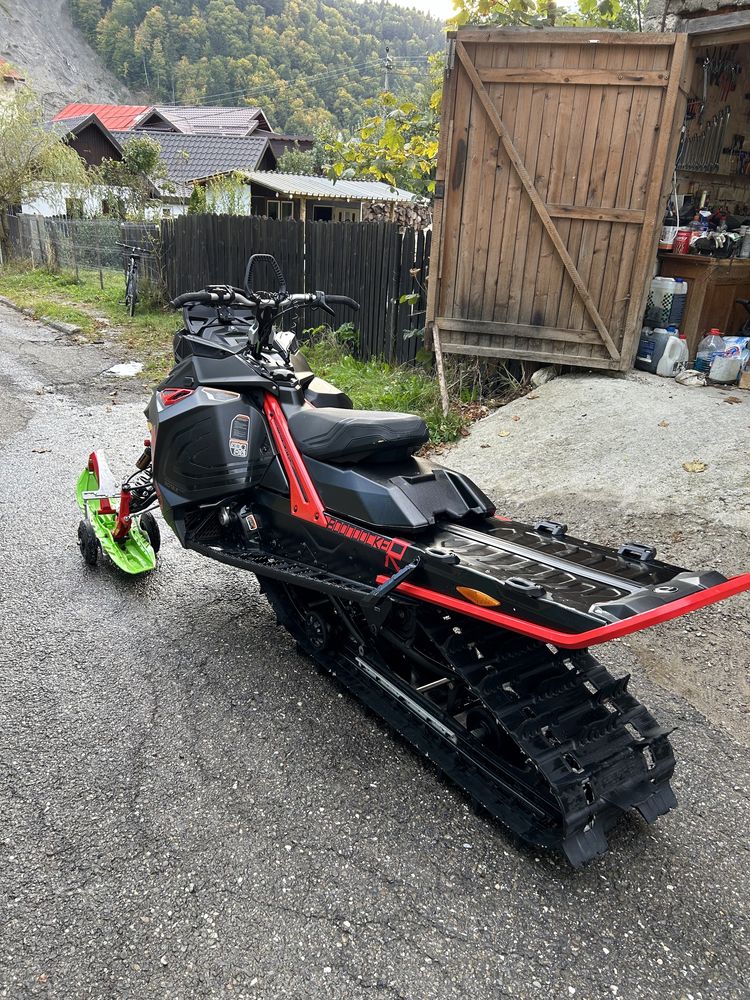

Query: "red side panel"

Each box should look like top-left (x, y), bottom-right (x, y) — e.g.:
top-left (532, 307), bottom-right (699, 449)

top-left (263, 392), bottom-right (325, 525)
top-left (375, 574), bottom-right (750, 650)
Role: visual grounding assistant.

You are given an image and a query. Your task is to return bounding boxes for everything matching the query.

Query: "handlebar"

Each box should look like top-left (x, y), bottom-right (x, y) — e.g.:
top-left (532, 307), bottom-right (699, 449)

top-left (170, 288), bottom-right (360, 314)
top-left (116, 241), bottom-right (153, 255)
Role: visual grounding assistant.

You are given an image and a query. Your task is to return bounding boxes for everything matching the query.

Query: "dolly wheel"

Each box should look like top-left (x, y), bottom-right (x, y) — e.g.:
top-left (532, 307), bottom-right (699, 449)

top-left (140, 512), bottom-right (161, 554)
top-left (77, 520), bottom-right (99, 566)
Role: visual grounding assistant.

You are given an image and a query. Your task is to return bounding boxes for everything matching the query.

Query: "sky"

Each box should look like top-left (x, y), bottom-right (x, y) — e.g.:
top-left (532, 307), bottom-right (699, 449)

top-left (390, 0), bottom-right (457, 22)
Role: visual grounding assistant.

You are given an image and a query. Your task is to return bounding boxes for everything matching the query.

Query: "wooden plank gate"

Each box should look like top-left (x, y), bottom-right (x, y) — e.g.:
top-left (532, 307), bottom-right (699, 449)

top-left (426, 27), bottom-right (690, 370)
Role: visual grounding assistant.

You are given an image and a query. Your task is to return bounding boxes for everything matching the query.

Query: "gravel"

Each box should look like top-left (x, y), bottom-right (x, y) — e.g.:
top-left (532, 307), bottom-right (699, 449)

top-left (1, 306), bottom-right (749, 1000)
top-left (446, 370), bottom-right (750, 746)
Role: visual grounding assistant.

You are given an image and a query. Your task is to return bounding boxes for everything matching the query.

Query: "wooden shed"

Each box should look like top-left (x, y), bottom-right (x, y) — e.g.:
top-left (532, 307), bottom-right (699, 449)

top-left (426, 26), bottom-right (693, 370)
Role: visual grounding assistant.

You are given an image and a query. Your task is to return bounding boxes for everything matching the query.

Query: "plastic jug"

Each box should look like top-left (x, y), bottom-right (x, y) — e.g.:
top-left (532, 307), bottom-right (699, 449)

top-left (635, 327), bottom-right (675, 374)
top-left (656, 329), bottom-right (688, 377)
top-left (695, 329), bottom-right (726, 375)
top-left (646, 277), bottom-right (677, 326)
top-left (667, 278), bottom-right (687, 326)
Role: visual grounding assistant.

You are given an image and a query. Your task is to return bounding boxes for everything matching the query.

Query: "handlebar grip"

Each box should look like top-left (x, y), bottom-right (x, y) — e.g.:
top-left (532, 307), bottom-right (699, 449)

top-left (325, 295), bottom-right (360, 311)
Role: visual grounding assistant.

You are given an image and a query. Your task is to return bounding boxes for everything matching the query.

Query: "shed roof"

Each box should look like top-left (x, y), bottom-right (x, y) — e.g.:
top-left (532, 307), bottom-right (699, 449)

top-left (237, 171), bottom-right (417, 203)
top-left (53, 103), bottom-right (151, 131)
top-left (112, 130), bottom-right (272, 189)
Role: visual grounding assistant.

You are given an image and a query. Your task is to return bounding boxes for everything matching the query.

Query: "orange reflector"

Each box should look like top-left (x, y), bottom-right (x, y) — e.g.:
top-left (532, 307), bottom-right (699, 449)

top-left (456, 586), bottom-right (501, 608)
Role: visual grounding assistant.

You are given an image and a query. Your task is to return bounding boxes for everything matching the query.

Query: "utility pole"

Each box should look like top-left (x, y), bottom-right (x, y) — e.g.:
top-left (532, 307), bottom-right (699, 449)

top-left (383, 45), bottom-right (392, 93)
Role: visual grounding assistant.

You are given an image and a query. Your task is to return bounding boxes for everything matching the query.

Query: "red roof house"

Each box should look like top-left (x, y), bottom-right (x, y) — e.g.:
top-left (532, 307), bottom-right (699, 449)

top-left (53, 103), bottom-right (151, 131)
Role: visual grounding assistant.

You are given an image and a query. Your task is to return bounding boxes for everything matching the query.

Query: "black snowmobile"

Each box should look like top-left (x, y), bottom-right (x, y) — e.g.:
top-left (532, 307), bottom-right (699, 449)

top-left (77, 254), bottom-right (750, 867)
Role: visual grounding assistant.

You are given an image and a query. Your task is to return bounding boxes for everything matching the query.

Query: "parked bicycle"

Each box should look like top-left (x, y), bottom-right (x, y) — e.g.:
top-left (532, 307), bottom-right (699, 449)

top-left (116, 241), bottom-right (153, 317)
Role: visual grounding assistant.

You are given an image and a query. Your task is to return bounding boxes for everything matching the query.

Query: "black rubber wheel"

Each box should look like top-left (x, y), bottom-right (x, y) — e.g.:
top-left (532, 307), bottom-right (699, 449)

top-left (140, 511), bottom-right (161, 553)
top-left (77, 520), bottom-right (99, 566)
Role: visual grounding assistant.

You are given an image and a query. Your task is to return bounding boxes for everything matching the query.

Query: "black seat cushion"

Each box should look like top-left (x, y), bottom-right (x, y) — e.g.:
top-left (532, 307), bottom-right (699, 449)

top-left (288, 407), bottom-right (429, 464)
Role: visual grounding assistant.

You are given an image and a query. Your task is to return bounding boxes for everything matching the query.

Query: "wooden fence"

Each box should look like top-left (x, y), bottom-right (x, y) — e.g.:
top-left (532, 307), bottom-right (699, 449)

top-left (160, 215), bottom-right (430, 364)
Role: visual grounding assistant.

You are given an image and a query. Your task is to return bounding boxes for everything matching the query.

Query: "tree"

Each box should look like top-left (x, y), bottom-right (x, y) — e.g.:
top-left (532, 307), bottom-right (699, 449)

top-left (325, 53), bottom-right (442, 194)
top-left (0, 90), bottom-right (88, 236)
top-left (448, 0), bottom-right (629, 29)
top-left (93, 135), bottom-right (171, 218)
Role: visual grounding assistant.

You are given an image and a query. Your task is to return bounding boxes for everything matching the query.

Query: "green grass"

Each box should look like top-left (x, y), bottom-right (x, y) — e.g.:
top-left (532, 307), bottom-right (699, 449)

top-left (0, 263), bottom-right (176, 381)
top-left (303, 330), bottom-right (466, 444)
top-left (0, 263), bottom-right (468, 443)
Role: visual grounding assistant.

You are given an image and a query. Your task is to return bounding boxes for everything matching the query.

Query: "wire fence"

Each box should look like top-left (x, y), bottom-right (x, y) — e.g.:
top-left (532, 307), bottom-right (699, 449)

top-left (1, 214), bottom-right (163, 288)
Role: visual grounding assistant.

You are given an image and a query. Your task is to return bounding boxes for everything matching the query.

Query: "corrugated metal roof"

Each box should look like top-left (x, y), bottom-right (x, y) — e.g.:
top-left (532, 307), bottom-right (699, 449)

top-left (112, 130), bottom-right (271, 190)
top-left (149, 105), bottom-right (268, 136)
top-left (240, 172), bottom-right (417, 203)
top-left (53, 103), bottom-right (151, 130)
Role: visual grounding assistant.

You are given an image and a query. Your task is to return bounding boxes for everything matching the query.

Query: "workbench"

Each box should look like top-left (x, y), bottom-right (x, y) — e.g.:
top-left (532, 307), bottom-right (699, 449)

top-left (657, 253), bottom-right (750, 357)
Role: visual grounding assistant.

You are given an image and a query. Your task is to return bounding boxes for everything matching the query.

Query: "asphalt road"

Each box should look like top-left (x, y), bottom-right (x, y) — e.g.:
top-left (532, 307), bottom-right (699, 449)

top-left (1, 302), bottom-right (748, 1000)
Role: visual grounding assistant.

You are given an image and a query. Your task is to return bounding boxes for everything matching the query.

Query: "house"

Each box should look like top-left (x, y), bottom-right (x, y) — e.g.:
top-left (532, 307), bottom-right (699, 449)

top-left (193, 171), bottom-right (417, 222)
top-left (46, 113), bottom-right (123, 168)
top-left (53, 101), bottom-right (313, 157)
top-left (0, 59), bottom-right (25, 103)
top-left (111, 130), bottom-right (277, 214)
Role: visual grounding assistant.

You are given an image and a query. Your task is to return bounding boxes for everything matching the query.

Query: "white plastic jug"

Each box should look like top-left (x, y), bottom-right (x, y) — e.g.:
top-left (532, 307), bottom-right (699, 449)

top-left (646, 277), bottom-right (677, 326)
top-left (656, 333), bottom-right (688, 377)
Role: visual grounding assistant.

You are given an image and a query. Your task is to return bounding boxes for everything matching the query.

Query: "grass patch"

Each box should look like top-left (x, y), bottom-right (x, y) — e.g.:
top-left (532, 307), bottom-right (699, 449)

top-left (0, 265), bottom-right (470, 443)
top-left (302, 328), bottom-right (467, 444)
top-left (0, 262), bottom-right (176, 381)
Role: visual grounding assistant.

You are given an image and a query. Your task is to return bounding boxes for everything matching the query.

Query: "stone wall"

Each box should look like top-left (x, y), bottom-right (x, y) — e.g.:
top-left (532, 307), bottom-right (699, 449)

top-left (645, 0), bottom-right (750, 31)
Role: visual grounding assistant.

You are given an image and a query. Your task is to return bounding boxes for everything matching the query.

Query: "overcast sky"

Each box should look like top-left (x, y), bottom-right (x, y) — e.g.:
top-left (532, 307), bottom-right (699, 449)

top-left (390, 0), bottom-right (457, 23)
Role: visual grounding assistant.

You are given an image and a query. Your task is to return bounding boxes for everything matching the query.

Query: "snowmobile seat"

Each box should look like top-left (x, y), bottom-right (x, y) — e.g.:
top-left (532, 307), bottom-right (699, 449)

top-left (287, 407), bottom-right (429, 465)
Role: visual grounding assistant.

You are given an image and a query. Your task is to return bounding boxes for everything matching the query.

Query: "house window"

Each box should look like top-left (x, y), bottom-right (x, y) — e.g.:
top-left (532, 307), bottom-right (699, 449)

top-left (335, 208), bottom-right (357, 222)
top-left (267, 200), bottom-right (293, 220)
top-left (313, 205), bottom-right (332, 221)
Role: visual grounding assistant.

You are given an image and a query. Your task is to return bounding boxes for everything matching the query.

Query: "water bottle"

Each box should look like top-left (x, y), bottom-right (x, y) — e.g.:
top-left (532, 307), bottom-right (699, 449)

top-left (695, 329), bottom-right (726, 375)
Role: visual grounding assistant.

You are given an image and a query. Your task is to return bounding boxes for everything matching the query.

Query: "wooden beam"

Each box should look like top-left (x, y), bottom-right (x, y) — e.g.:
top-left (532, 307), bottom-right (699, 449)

top-left (454, 28), bottom-right (678, 45)
top-left (679, 10), bottom-right (750, 35)
top-left (479, 68), bottom-right (670, 86)
top-left (436, 316), bottom-right (603, 344)
top-left (454, 40), bottom-right (621, 362)
top-left (688, 27), bottom-right (750, 48)
top-left (546, 204), bottom-right (645, 224)
top-left (621, 32), bottom-right (689, 370)
top-left (439, 340), bottom-right (621, 369)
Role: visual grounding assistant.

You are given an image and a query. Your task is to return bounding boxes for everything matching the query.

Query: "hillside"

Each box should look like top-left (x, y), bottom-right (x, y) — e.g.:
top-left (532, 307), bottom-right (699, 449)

top-left (69, 0), bottom-right (445, 133)
top-left (0, 0), bottom-right (128, 111)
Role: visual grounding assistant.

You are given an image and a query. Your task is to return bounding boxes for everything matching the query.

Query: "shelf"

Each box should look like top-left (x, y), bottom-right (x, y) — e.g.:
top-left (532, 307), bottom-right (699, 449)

top-left (677, 169), bottom-right (749, 183)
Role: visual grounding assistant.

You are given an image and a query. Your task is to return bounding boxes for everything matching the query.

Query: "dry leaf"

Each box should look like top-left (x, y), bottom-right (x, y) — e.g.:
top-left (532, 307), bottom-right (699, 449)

top-left (658, 420), bottom-right (669, 427)
top-left (498, 430), bottom-right (511, 438)
top-left (527, 393), bottom-right (539, 400)
top-left (480, 443), bottom-right (491, 449)
top-left (723, 396), bottom-right (742, 405)
top-left (32, 448), bottom-right (51, 454)
top-left (511, 415), bottom-right (521, 422)
top-left (682, 460), bottom-right (708, 473)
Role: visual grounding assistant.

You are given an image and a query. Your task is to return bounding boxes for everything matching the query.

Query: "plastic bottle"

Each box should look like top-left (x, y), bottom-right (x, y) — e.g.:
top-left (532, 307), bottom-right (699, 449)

top-left (694, 329), bottom-right (726, 375)
top-left (667, 278), bottom-right (687, 326)
top-left (656, 327), bottom-right (689, 377)
top-left (646, 277), bottom-right (677, 326)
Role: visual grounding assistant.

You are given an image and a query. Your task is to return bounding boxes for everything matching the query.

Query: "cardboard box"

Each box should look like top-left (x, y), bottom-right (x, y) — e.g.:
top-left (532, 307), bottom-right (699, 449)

top-left (740, 371), bottom-right (750, 391)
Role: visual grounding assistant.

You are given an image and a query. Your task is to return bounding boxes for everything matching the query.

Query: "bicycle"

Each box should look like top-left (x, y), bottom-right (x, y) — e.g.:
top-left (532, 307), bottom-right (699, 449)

top-left (116, 242), bottom-right (153, 317)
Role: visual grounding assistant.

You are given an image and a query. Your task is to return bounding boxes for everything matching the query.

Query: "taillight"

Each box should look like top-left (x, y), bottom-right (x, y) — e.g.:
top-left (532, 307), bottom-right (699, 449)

top-left (160, 388), bottom-right (194, 406)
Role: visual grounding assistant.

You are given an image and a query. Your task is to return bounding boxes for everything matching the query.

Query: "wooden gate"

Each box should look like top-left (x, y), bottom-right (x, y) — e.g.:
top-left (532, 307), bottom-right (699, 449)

top-left (426, 28), bottom-right (690, 370)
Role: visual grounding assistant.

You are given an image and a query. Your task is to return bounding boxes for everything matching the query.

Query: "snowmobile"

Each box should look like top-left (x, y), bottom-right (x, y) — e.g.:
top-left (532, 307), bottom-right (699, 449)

top-left (76, 254), bottom-right (750, 867)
